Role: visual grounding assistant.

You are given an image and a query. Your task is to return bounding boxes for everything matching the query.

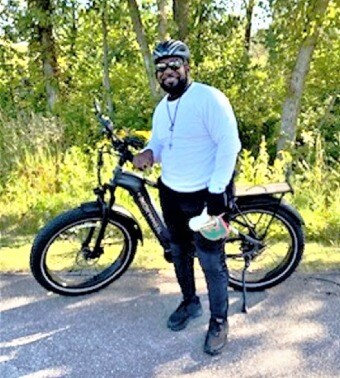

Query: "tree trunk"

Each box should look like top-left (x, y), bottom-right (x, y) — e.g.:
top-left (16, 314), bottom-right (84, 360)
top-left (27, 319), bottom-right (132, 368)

top-left (276, 0), bottom-right (330, 154)
top-left (244, 0), bottom-right (255, 53)
top-left (127, 0), bottom-right (160, 102)
top-left (64, 0), bottom-right (78, 88)
top-left (173, 0), bottom-right (190, 42)
top-left (101, 0), bottom-right (114, 117)
top-left (28, 0), bottom-right (59, 111)
top-left (70, 1), bottom-right (77, 60)
top-left (157, 0), bottom-right (168, 41)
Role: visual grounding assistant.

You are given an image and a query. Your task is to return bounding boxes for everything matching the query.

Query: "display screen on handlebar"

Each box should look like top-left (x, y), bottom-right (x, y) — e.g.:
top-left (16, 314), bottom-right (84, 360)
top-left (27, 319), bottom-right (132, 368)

top-left (124, 136), bottom-right (145, 150)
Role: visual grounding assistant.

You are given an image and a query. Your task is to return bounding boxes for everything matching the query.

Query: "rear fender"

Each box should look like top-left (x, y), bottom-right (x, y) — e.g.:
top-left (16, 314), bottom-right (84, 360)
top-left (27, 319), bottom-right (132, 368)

top-left (279, 199), bottom-right (305, 225)
top-left (80, 201), bottom-right (143, 243)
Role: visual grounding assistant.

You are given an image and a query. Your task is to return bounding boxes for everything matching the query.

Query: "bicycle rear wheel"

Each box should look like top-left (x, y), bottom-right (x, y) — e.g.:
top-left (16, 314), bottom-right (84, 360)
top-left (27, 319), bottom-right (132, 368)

top-left (226, 203), bottom-right (304, 291)
top-left (30, 207), bottom-right (138, 296)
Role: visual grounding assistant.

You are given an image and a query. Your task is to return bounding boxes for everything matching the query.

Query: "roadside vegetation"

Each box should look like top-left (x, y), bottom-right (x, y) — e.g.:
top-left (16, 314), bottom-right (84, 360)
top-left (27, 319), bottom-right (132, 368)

top-left (0, 0), bottom-right (339, 271)
top-left (0, 121), bottom-right (338, 272)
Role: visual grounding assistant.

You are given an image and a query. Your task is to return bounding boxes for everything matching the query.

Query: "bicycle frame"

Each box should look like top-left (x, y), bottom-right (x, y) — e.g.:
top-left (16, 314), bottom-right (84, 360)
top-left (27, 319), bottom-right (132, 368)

top-left (89, 111), bottom-right (303, 311)
top-left (29, 102), bottom-right (305, 304)
top-left (92, 103), bottom-right (294, 260)
top-left (100, 164), bottom-right (273, 258)
top-left (96, 150), bottom-right (299, 254)
top-left (106, 166), bottom-right (172, 254)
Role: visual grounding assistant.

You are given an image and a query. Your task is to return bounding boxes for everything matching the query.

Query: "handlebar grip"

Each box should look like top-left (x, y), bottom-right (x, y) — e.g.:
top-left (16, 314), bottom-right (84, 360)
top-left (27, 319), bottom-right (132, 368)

top-left (125, 150), bottom-right (134, 162)
top-left (95, 113), bottom-right (114, 134)
top-left (102, 118), bottom-right (114, 133)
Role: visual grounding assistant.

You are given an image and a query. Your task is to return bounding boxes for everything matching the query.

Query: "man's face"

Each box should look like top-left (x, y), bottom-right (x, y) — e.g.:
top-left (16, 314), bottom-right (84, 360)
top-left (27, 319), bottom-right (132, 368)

top-left (155, 57), bottom-right (189, 94)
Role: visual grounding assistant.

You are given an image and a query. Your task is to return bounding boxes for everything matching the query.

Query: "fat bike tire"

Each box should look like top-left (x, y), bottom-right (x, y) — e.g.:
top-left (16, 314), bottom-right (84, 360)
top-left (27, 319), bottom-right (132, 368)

top-left (30, 207), bottom-right (138, 296)
top-left (226, 204), bottom-right (305, 292)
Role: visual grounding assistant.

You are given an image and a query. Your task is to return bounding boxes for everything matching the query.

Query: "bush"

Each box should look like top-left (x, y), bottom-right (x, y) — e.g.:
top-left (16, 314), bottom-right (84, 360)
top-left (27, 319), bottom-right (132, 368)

top-left (236, 135), bottom-right (339, 244)
top-left (1, 115), bottom-right (338, 247)
top-left (0, 144), bottom-right (97, 237)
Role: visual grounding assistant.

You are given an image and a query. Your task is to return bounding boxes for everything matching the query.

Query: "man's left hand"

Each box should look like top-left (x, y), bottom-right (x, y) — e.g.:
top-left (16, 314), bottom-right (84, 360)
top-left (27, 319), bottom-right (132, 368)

top-left (207, 192), bottom-right (227, 216)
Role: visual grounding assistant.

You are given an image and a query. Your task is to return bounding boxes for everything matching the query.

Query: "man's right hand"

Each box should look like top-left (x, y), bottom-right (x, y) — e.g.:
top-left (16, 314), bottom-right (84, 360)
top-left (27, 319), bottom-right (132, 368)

top-left (132, 149), bottom-right (154, 171)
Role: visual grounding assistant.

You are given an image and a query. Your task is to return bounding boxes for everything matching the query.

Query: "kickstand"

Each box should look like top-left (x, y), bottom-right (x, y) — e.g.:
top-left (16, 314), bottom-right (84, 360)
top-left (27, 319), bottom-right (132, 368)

top-left (242, 256), bottom-right (250, 313)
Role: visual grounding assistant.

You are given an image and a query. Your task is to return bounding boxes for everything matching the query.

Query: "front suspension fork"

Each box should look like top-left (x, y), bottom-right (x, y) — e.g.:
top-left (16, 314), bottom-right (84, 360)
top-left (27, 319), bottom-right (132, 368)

top-left (81, 186), bottom-right (115, 257)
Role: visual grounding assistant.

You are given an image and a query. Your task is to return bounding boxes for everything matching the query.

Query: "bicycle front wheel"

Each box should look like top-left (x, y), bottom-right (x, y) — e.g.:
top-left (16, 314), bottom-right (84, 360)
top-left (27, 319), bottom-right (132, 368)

top-left (226, 204), bottom-right (304, 291)
top-left (30, 207), bottom-right (138, 296)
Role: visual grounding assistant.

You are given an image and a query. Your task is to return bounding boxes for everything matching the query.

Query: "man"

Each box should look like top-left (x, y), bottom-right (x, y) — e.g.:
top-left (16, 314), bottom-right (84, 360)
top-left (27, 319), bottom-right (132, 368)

top-left (133, 40), bottom-right (241, 355)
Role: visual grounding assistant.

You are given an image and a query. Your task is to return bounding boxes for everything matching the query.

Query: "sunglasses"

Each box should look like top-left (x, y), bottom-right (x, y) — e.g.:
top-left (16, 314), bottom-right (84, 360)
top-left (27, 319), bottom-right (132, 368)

top-left (155, 60), bottom-right (183, 73)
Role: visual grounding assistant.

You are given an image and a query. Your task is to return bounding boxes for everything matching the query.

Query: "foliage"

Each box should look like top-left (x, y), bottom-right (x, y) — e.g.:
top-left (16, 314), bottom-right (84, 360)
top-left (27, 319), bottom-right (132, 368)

top-left (0, 0), bottom-right (338, 155)
top-left (237, 137), bottom-right (292, 185)
top-left (0, 143), bottom-right (96, 237)
top-left (293, 134), bottom-right (339, 243)
top-left (0, 113), bottom-right (338, 246)
top-left (0, 1), bottom-right (339, 250)
top-left (0, 110), bottom-right (63, 191)
top-left (236, 134), bottom-right (339, 245)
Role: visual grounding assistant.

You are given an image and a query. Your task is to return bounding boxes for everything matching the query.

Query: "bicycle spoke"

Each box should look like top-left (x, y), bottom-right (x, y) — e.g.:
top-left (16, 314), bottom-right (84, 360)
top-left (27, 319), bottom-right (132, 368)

top-left (44, 219), bottom-right (127, 287)
top-left (227, 208), bottom-right (296, 284)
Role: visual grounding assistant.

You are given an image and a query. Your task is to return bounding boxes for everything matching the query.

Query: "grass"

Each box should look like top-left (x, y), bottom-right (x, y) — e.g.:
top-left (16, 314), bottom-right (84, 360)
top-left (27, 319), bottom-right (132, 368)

top-left (0, 232), bottom-right (339, 274)
top-left (297, 242), bottom-right (340, 272)
top-left (0, 233), bottom-right (166, 272)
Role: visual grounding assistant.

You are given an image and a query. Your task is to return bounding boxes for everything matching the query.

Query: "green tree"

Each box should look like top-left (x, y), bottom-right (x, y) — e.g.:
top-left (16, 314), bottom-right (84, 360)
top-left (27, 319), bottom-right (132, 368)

top-left (27, 0), bottom-right (59, 111)
top-left (127, 0), bottom-right (160, 101)
top-left (173, 0), bottom-right (190, 41)
top-left (276, 0), bottom-right (331, 154)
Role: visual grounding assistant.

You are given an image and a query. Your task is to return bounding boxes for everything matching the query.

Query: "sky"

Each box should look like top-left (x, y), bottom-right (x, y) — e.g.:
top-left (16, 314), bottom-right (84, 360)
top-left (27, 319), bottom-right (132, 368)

top-left (225, 0), bottom-right (272, 34)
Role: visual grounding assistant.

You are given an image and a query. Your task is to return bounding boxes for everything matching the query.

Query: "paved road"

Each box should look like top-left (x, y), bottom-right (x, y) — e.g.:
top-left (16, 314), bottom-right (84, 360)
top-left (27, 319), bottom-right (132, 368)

top-left (1, 269), bottom-right (339, 378)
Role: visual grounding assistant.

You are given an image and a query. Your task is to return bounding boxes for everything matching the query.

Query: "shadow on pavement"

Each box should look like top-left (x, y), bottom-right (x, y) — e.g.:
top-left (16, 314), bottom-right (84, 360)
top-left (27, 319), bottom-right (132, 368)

top-left (0, 269), bottom-right (339, 378)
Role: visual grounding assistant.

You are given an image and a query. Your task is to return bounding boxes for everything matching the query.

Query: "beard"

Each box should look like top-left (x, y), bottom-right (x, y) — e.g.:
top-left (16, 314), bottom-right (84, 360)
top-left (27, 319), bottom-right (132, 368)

top-left (160, 75), bottom-right (189, 96)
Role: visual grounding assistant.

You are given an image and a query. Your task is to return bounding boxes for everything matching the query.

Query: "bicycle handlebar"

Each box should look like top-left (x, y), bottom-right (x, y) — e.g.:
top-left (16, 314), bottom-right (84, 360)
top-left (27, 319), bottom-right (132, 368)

top-left (93, 100), bottom-right (145, 164)
top-left (94, 101), bottom-right (114, 136)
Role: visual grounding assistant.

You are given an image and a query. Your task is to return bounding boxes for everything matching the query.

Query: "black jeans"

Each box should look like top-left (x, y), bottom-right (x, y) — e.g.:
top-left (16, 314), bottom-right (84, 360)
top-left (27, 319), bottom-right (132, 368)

top-left (158, 179), bottom-right (229, 320)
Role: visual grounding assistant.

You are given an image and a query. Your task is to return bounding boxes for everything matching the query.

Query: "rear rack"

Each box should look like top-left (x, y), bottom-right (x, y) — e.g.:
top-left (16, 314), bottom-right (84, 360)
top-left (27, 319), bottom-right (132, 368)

top-left (146, 180), bottom-right (293, 197)
top-left (235, 182), bottom-right (293, 197)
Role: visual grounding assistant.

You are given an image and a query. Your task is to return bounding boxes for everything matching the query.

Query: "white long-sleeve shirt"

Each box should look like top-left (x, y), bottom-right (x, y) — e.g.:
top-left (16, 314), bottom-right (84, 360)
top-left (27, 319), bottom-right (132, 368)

top-left (146, 82), bottom-right (241, 193)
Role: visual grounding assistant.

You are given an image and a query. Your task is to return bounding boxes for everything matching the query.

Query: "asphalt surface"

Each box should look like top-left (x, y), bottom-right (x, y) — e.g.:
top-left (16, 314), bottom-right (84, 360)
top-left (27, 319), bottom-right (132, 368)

top-left (1, 268), bottom-right (339, 378)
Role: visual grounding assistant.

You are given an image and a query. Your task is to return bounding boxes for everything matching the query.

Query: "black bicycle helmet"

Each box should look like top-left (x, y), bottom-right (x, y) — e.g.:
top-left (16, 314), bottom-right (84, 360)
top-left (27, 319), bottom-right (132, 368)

top-left (152, 39), bottom-right (190, 63)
